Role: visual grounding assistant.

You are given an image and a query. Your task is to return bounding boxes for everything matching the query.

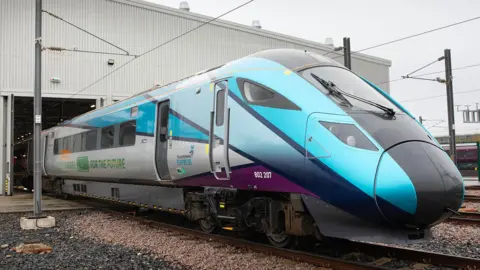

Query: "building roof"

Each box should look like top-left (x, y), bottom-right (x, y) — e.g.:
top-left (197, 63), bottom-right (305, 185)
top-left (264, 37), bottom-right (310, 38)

top-left (112, 0), bottom-right (392, 67)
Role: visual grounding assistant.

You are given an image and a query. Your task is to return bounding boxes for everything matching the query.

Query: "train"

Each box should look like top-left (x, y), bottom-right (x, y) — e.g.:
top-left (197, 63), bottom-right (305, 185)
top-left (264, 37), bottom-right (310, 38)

top-left (17, 49), bottom-right (464, 247)
top-left (442, 143), bottom-right (478, 175)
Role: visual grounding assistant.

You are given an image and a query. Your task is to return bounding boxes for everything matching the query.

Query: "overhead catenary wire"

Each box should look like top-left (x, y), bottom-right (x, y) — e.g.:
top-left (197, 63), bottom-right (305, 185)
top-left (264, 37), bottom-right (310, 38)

top-left (42, 9), bottom-right (131, 55)
top-left (332, 15), bottom-right (480, 60)
top-left (410, 63), bottom-right (480, 78)
top-left (404, 58), bottom-right (444, 78)
top-left (425, 119), bottom-right (446, 129)
top-left (322, 47), bottom-right (343, 57)
top-left (45, 47), bottom-right (139, 57)
top-left (420, 118), bottom-right (445, 122)
top-left (399, 57), bottom-right (447, 84)
top-left (399, 88), bottom-right (480, 103)
top-left (61, 0), bottom-right (254, 101)
top-left (375, 62), bottom-right (480, 86)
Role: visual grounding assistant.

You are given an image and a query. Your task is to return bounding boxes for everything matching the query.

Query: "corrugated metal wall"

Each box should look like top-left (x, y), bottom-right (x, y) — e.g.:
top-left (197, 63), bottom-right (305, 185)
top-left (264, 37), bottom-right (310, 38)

top-left (0, 0), bottom-right (391, 103)
top-left (0, 0), bottom-right (35, 94)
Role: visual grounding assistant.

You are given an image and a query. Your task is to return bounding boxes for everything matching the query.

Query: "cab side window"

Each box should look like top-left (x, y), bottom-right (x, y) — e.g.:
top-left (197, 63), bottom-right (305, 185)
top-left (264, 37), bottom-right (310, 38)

top-left (237, 78), bottom-right (301, 110)
top-left (244, 82), bottom-right (274, 102)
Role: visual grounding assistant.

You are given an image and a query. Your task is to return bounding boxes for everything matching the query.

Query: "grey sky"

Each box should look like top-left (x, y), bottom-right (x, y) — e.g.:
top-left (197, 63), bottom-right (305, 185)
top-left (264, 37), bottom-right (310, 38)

top-left (147, 0), bottom-right (480, 137)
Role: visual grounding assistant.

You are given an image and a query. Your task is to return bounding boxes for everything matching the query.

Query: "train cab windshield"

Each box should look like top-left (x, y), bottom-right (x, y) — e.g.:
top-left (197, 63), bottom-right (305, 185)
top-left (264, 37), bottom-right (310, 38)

top-left (302, 66), bottom-right (402, 115)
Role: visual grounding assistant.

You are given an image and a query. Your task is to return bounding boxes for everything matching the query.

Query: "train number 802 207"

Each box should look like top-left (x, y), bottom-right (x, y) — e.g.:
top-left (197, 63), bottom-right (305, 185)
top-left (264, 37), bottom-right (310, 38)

top-left (254, 171), bottom-right (272, 179)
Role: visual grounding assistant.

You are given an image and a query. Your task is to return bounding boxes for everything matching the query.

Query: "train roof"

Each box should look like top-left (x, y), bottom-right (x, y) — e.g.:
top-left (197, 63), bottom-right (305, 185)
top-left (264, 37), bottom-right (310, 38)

top-left (248, 49), bottom-right (344, 71)
top-left (41, 48), bottom-right (343, 135)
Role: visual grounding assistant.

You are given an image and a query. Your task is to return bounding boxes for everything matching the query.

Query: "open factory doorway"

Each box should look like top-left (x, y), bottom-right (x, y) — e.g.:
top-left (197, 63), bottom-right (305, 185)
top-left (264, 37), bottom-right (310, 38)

top-left (7, 97), bottom-right (96, 193)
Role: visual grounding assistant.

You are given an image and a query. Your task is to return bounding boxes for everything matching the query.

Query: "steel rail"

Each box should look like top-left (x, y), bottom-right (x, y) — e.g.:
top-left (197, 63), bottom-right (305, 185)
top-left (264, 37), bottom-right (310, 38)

top-left (332, 239), bottom-right (480, 269)
top-left (464, 195), bottom-right (480, 202)
top-left (449, 216), bottom-right (480, 225)
top-left (448, 211), bottom-right (480, 225)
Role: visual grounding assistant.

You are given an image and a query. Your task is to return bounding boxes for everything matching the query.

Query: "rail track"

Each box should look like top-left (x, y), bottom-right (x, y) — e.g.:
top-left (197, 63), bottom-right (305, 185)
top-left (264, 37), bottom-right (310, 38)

top-left (448, 211), bottom-right (480, 225)
top-left (330, 239), bottom-right (480, 269)
top-left (80, 200), bottom-right (387, 270)
top-left (464, 195), bottom-right (480, 202)
top-left (71, 197), bottom-right (480, 270)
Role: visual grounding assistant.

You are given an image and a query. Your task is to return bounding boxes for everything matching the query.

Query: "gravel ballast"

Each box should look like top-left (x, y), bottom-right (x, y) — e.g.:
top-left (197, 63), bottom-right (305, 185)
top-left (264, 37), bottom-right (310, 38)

top-left (3, 208), bottom-right (478, 270)
top-left (462, 202), bottom-right (480, 211)
top-left (1, 210), bottom-right (318, 270)
top-left (0, 211), bottom-right (184, 270)
top-left (397, 222), bottom-right (480, 259)
top-left (67, 211), bottom-right (317, 270)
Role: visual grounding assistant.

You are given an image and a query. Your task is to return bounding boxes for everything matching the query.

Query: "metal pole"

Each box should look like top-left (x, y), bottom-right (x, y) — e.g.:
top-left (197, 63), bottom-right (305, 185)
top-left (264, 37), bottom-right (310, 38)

top-left (444, 49), bottom-right (457, 165)
top-left (477, 141), bottom-right (480, 182)
top-left (0, 97), bottom-right (4, 196)
top-left (347, 38), bottom-right (351, 69)
top-left (33, 0), bottom-right (43, 216)
top-left (419, 116), bottom-right (423, 124)
top-left (343, 37), bottom-right (352, 70)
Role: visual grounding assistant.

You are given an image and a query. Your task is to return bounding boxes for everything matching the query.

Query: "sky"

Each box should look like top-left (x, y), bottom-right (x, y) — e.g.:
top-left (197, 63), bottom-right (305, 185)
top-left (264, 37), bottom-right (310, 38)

top-left (146, 0), bottom-right (480, 136)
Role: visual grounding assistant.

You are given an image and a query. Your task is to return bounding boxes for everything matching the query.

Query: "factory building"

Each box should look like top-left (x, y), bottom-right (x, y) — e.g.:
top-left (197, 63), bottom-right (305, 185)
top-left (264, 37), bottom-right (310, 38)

top-left (0, 0), bottom-right (392, 195)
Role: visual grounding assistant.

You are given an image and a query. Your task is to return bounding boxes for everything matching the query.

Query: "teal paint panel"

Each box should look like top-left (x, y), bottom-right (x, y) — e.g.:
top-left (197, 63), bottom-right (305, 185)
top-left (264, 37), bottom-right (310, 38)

top-left (376, 153), bottom-right (417, 214)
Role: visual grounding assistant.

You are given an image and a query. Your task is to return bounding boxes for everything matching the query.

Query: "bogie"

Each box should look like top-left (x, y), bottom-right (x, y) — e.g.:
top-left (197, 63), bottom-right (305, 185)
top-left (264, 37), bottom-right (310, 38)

top-left (184, 189), bottom-right (318, 247)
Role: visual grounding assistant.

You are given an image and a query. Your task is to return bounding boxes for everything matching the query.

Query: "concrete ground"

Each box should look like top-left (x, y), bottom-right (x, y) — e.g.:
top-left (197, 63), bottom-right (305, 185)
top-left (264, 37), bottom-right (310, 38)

top-left (0, 192), bottom-right (90, 213)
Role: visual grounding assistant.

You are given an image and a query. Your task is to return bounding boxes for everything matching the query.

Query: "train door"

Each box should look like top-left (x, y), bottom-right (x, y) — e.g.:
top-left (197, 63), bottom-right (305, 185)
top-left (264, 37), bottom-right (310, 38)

top-left (208, 80), bottom-right (231, 180)
top-left (155, 100), bottom-right (171, 180)
top-left (305, 113), bottom-right (331, 159)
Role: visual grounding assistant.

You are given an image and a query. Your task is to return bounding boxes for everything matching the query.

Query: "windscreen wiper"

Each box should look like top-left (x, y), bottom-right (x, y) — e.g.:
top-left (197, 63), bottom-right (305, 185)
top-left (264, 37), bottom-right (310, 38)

top-left (310, 73), bottom-right (352, 107)
top-left (310, 73), bottom-right (395, 116)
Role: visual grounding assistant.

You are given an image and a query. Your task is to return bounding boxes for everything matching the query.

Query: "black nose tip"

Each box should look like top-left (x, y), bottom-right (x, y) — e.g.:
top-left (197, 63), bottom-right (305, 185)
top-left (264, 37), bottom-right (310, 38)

top-left (384, 141), bottom-right (463, 228)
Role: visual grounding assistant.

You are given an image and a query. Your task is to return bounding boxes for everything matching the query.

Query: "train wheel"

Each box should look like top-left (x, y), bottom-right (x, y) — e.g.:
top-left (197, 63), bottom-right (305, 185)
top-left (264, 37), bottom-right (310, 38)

top-left (199, 218), bottom-right (218, 234)
top-left (267, 231), bottom-right (294, 248)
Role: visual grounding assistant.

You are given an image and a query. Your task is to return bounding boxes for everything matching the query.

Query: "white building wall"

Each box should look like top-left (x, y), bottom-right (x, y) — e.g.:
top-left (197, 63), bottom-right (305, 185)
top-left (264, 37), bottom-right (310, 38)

top-left (0, 0), bottom-right (391, 104)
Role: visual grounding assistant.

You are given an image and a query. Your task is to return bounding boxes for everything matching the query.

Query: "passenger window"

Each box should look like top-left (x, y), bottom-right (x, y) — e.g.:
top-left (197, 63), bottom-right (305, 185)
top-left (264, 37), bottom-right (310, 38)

top-left (67, 136), bottom-right (74, 153)
top-left (54, 139), bottom-right (60, 155)
top-left (73, 134), bottom-right (82, 152)
top-left (216, 90), bottom-right (225, 126)
top-left (62, 138), bottom-right (69, 153)
top-left (85, 130), bottom-right (98, 151)
top-left (244, 81), bottom-right (274, 102)
top-left (237, 78), bottom-right (301, 110)
top-left (120, 121), bottom-right (136, 146)
top-left (101, 126), bottom-right (115, 149)
top-left (81, 132), bottom-right (87, 151)
top-left (131, 106), bottom-right (138, 117)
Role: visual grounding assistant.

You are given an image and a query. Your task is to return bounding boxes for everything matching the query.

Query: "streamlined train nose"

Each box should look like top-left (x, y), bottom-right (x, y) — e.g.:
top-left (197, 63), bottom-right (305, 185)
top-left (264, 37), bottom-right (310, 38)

top-left (375, 141), bottom-right (464, 228)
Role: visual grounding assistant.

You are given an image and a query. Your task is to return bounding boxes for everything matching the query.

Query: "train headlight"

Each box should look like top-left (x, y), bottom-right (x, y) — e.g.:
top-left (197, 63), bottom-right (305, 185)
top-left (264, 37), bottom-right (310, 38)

top-left (320, 121), bottom-right (378, 151)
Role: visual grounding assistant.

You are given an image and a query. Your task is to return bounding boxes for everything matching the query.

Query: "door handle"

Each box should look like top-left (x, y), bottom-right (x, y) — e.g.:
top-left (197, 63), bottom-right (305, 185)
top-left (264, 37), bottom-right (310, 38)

top-left (306, 135), bottom-right (331, 158)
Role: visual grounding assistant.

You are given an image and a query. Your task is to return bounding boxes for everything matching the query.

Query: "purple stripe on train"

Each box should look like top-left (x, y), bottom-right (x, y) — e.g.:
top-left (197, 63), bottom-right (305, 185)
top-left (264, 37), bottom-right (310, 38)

top-left (176, 165), bottom-right (318, 197)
